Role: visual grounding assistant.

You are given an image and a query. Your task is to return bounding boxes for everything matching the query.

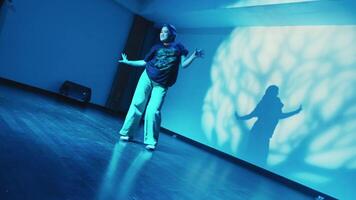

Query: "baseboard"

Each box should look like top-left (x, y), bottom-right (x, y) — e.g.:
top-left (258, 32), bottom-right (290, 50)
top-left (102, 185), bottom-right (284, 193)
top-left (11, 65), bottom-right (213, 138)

top-left (0, 77), bottom-right (126, 117)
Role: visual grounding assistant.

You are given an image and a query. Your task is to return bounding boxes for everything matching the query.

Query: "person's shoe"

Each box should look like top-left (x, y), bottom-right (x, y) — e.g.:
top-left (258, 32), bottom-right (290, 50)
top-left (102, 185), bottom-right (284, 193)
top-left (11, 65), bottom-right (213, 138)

top-left (120, 135), bottom-right (130, 141)
top-left (145, 144), bottom-right (156, 151)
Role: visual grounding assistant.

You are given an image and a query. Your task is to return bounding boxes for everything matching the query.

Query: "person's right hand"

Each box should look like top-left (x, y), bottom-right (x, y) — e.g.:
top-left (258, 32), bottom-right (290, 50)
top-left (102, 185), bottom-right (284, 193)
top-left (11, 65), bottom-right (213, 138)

top-left (118, 53), bottom-right (128, 64)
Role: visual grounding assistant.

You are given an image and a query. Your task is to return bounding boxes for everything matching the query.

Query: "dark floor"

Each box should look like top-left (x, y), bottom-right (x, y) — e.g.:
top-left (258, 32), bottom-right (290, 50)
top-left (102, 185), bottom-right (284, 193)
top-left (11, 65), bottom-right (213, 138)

top-left (0, 82), bottom-right (314, 200)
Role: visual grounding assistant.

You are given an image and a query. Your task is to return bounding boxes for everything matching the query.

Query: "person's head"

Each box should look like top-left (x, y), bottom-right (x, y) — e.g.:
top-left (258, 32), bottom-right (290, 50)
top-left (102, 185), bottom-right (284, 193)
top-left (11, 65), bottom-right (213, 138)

top-left (160, 24), bottom-right (177, 43)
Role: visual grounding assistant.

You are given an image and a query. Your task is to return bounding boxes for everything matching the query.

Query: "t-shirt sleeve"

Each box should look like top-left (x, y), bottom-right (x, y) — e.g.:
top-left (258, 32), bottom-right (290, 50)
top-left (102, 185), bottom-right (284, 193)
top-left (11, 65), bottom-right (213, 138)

top-left (144, 45), bottom-right (159, 62)
top-left (178, 43), bottom-right (189, 57)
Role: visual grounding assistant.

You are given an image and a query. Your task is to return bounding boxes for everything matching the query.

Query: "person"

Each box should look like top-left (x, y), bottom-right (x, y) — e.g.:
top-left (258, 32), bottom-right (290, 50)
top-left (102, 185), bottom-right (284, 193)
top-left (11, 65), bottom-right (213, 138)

top-left (118, 24), bottom-right (203, 150)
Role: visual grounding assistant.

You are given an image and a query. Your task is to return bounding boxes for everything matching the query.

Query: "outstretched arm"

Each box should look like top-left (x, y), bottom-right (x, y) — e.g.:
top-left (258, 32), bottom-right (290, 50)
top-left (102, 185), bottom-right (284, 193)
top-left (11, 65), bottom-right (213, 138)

top-left (280, 105), bottom-right (302, 119)
top-left (235, 109), bottom-right (257, 120)
top-left (181, 49), bottom-right (204, 69)
top-left (118, 53), bottom-right (146, 67)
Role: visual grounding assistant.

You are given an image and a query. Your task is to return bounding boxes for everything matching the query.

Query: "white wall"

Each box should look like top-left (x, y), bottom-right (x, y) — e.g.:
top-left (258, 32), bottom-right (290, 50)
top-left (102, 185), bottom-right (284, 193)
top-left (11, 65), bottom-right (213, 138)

top-left (162, 26), bottom-right (356, 199)
top-left (0, 0), bottom-right (134, 105)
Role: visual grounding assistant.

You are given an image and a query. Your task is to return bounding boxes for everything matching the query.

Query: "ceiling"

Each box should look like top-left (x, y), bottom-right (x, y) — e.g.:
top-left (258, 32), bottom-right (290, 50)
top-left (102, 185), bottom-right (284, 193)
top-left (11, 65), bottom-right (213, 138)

top-left (114, 0), bottom-right (356, 28)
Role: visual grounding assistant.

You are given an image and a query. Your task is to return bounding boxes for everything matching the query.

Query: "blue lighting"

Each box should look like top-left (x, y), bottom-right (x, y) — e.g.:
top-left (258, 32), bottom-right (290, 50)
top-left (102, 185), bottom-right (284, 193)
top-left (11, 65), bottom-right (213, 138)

top-left (201, 25), bottom-right (356, 198)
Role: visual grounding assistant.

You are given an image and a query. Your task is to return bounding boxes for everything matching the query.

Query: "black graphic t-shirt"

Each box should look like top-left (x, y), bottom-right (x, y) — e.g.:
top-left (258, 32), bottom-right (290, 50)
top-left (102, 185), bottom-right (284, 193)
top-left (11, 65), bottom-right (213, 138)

top-left (144, 42), bottom-right (188, 87)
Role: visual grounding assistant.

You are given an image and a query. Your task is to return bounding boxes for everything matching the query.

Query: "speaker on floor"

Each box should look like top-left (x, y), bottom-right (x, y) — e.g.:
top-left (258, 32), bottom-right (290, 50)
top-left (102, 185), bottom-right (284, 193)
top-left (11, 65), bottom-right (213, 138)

top-left (59, 81), bottom-right (91, 103)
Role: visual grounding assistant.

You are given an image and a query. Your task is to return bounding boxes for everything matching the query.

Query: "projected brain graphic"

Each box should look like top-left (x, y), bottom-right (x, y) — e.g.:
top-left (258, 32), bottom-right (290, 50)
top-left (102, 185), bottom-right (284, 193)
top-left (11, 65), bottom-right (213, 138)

top-left (201, 26), bottom-right (356, 192)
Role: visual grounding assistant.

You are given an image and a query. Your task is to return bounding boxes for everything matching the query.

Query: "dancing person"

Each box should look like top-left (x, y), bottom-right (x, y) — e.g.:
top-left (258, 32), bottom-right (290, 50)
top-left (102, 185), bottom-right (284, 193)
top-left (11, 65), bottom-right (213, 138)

top-left (118, 24), bottom-right (204, 150)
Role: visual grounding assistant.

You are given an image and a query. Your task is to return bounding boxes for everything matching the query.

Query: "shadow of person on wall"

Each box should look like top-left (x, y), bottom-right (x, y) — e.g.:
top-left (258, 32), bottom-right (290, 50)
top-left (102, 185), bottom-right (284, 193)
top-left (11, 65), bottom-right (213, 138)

top-left (235, 85), bottom-right (302, 166)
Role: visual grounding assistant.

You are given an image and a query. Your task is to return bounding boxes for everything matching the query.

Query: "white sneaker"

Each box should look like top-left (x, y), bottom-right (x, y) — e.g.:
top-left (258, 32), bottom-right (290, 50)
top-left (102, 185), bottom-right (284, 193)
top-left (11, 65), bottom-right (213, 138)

top-left (145, 144), bottom-right (156, 151)
top-left (120, 135), bottom-right (130, 141)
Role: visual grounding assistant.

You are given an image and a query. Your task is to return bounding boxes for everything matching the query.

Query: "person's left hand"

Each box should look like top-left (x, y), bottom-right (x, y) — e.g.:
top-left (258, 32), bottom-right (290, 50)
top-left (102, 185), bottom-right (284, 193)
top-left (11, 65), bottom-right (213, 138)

top-left (194, 49), bottom-right (204, 58)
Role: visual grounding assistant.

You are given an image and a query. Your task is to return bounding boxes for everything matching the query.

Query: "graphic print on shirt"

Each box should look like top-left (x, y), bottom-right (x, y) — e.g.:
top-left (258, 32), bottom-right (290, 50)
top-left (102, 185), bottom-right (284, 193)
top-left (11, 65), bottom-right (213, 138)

top-left (154, 47), bottom-right (180, 71)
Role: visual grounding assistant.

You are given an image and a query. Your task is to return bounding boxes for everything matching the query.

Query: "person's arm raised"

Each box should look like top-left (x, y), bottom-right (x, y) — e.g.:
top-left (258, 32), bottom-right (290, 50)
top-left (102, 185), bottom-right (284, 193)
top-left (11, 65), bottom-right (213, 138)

top-left (118, 53), bottom-right (146, 67)
top-left (181, 49), bottom-right (204, 69)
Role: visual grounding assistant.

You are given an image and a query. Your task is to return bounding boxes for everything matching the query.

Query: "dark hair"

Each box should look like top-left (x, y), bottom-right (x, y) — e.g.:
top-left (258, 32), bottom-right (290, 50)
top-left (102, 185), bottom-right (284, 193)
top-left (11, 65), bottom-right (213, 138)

top-left (162, 24), bottom-right (177, 42)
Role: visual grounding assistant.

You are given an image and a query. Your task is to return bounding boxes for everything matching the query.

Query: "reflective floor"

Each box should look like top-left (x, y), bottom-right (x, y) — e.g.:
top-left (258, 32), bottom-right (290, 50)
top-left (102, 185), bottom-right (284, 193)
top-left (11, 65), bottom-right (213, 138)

top-left (0, 82), bottom-right (313, 200)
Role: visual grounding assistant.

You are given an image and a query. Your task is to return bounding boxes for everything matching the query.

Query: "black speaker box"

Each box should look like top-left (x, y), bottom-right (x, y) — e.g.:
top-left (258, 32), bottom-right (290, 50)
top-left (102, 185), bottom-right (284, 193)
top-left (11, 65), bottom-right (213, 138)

top-left (59, 81), bottom-right (91, 103)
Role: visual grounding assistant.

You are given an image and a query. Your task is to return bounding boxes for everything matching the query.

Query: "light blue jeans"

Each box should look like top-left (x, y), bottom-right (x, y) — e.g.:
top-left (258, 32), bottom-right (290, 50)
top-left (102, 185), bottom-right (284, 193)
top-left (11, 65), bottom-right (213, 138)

top-left (119, 70), bottom-right (167, 146)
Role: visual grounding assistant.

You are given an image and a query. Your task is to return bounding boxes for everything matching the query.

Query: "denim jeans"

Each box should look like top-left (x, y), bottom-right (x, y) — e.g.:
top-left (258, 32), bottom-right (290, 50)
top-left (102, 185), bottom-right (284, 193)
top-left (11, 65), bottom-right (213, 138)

top-left (119, 70), bottom-right (167, 146)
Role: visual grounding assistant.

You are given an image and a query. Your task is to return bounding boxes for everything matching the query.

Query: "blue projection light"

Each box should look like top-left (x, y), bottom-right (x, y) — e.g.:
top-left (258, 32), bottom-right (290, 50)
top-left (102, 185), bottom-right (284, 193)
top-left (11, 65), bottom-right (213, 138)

top-left (201, 26), bottom-right (356, 198)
